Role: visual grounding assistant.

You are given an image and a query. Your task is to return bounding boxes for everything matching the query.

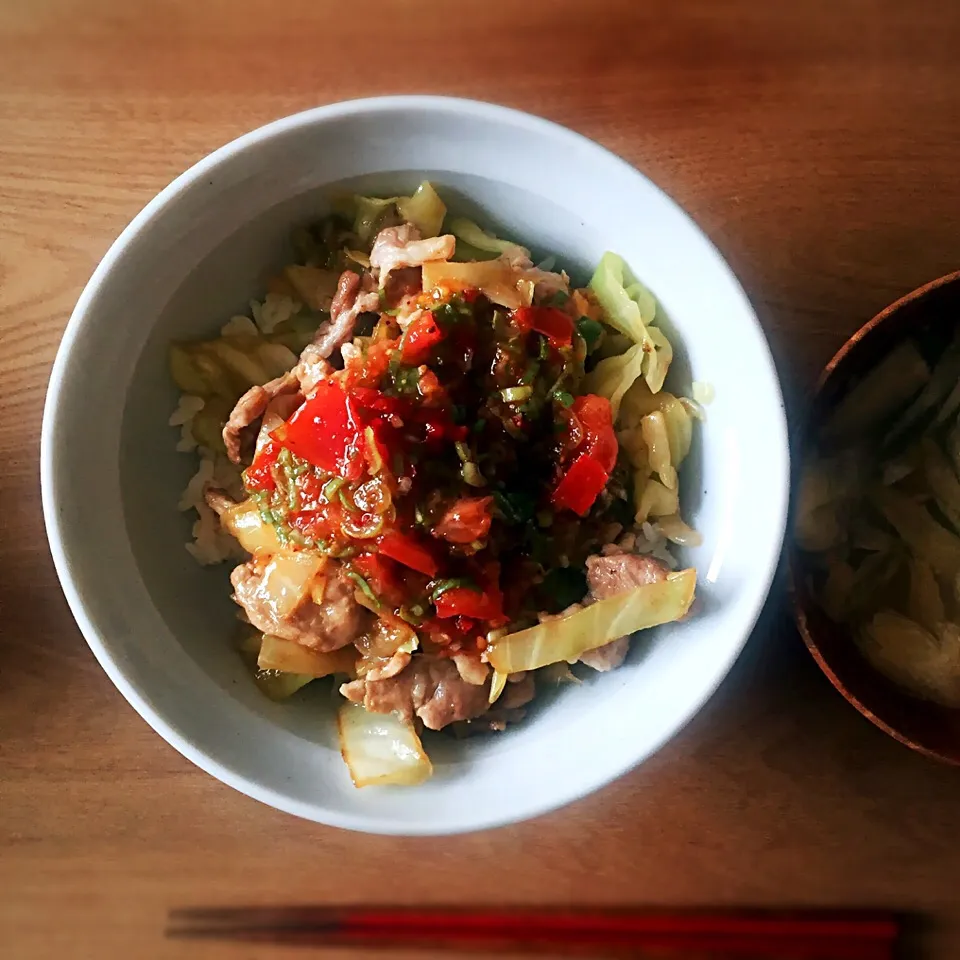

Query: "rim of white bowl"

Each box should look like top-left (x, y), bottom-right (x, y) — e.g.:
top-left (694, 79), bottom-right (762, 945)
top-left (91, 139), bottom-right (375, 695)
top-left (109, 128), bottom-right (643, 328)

top-left (41, 95), bottom-right (790, 834)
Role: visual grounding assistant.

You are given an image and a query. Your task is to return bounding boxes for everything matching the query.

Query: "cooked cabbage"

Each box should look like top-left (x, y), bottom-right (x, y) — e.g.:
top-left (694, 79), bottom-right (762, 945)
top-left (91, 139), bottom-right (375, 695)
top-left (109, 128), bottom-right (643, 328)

top-left (621, 384), bottom-right (693, 468)
top-left (257, 634), bottom-right (357, 677)
top-left (220, 500), bottom-right (283, 555)
top-left (259, 551), bottom-right (325, 618)
top-left (337, 701), bottom-right (433, 787)
top-left (349, 180), bottom-right (446, 243)
top-left (283, 265), bottom-right (340, 311)
top-left (581, 343), bottom-right (645, 421)
top-left (644, 326), bottom-right (673, 394)
top-left (870, 486), bottom-right (960, 581)
top-left (641, 411), bottom-right (676, 490)
top-left (883, 333), bottom-right (960, 446)
top-left (920, 437), bottom-right (960, 531)
top-left (821, 339), bottom-right (929, 444)
top-left (588, 253), bottom-right (674, 393)
top-left (396, 181), bottom-right (447, 238)
top-left (656, 514), bottom-right (703, 546)
top-left (907, 558), bottom-right (944, 633)
top-left (448, 218), bottom-right (529, 258)
top-left (635, 477), bottom-right (679, 524)
top-left (487, 569), bottom-right (696, 672)
top-left (169, 334), bottom-right (299, 402)
top-left (422, 260), bottom-right (535, 310)
top-left (488, 669), bottom-right (508, 705)
top-left (588, 252), bottom-right (656, 341)
top-left (239, 634), bottom-right (315, 700)
top-left (858, 610), bottom-right (960, 708)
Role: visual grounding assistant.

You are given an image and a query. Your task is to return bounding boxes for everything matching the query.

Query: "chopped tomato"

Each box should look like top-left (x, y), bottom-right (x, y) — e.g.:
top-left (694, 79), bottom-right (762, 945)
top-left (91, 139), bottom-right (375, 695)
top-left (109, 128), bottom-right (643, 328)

top-left (244, 441), bottom-right (280, 491)
top-left (288, 510), bottom-right (331, 541)
top-left (432, 496), bottom-right (493, 545)
top-left (377, 530), bottom-right (440, 578)
top-left (571, 394), bottom-right (618, 474)
top-left (272, 381), bottom-right (366, 481)
top-left (434, 586), bottom-right (504, 621)
top-left (402, 313), bottom-right (445, 364)
top-left (551, 452), bottom-right (609, 516)
top-left (512, 306), bottom-right (574, 347)
top-left (350, 387), bottom-right (406, 418)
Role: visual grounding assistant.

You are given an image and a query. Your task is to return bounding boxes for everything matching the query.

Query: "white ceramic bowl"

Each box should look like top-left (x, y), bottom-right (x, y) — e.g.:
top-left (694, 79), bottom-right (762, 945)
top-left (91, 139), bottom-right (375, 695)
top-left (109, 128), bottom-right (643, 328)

top-left (42, 96), bottom-right (789, 834)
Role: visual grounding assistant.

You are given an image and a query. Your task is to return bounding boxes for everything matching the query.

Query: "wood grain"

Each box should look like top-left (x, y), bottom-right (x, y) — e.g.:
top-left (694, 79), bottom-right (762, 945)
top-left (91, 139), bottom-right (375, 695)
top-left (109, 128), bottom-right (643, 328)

top-left (2, 1), bottom-right (960, 958)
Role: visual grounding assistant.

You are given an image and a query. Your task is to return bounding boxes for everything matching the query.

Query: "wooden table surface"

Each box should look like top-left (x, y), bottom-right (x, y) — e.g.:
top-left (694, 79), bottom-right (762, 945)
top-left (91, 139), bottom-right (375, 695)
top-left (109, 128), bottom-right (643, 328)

top-left (3, 1), bottom-right (960, 958)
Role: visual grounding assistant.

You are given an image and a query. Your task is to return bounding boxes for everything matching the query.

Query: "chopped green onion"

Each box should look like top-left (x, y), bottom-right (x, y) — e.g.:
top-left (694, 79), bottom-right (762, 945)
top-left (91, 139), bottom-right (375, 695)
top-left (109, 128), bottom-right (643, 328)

top-left (501, 385), bottom-right (533, 403)
top-left (553, 390), bottom-right (574, 407)
top-left (520, 361), bottom-right (539, 385)
top-left (410, 603), bottom-right (426, 617)
top-left (339, 488), bottom-right (359, 513)
top-left (346, 571), bottom-right (381, 608)
top-left (429, 577), bottom-right (480, 602)
top-left (473, 418), bottom-right (486, 434)
top-left (323, 477), bottom-right (345, 501)
top-left (397, 605), bottom-right (423, 625)
top-left (364, 426), bottom-right (383, 474)
top-left (462, 462), bottom-right (486, 487)
top-left (577, 316), bottom-right (603, 350)
top-left (544, 290), bottom-right (569, 307)
top-left (538, 336), bottom-right (550, 360)
top-left (454, 441), bottom-right (471, 462)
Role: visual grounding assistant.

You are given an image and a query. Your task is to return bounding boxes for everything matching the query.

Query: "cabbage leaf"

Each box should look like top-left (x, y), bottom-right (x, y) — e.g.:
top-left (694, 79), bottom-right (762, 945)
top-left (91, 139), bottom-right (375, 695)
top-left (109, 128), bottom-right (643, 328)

top-left (449, 218), bottom-right (529, 258)
top-left (487, 569), bottom-right (696, 673)
top-left (337, 701), bottom-right (433, 787)
top-left (581, 343), bottom-right (645, 421)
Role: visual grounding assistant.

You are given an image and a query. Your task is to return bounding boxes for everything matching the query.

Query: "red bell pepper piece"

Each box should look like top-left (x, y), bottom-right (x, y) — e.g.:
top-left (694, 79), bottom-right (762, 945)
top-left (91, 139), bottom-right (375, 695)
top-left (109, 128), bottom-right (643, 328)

top-left (551, 452), bottom-right (609, 516)
top-left (572, 394), bottom-right (618, 474)
top-left (272, 381), bottom-right (366, 481)
top-left (402, 313), bottom-right (445, 364)
top-left (244, 441), bottom-right (280, 491)
top-left (376, 530), bottom-right (440, 578)
top-left (434, 586), bottom-right (504, 622)
top-left (512, 306), bottom-right (574, 346)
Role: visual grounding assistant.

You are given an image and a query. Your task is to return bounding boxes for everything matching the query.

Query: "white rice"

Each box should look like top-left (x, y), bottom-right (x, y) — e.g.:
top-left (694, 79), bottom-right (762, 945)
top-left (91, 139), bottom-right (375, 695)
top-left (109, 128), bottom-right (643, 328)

top-left (168, 394), bottom-right (204, 453)
top-left (172, 390), bottom-right (246, 566)
top-left (250, 293), bottom-right (300, 334)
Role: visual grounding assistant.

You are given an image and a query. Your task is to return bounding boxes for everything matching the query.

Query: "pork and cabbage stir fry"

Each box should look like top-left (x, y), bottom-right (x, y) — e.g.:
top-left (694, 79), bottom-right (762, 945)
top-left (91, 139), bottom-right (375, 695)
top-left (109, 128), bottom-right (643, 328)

top-left (169, 181), bottom-right (701, 786)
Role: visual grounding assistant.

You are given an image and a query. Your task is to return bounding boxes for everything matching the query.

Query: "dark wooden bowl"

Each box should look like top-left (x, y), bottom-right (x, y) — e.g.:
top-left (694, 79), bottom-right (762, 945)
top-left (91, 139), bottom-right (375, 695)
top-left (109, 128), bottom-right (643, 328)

top-left (791, 270), bottom-right (960, 765)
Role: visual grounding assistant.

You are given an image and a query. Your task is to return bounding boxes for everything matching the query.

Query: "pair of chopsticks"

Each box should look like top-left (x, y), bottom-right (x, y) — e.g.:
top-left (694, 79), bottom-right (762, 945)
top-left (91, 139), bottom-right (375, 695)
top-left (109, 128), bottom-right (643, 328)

top-left (167, 906), bottom-right (900, 958)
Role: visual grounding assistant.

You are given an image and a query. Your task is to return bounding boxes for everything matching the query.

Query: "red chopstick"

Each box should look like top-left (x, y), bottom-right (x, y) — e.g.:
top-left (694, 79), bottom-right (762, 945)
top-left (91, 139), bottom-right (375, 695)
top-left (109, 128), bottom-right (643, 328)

top-left (167, 906), bottom-right (900, 958)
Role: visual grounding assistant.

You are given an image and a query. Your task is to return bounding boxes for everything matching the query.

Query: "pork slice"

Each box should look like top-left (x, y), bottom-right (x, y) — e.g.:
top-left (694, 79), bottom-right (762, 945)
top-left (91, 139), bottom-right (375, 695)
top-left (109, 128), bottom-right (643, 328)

top-left (222, 370), bottom-right (300, 464)
top-left (576, 554), bottom-right (669, 672)
top-left (312, 270), bottom-right (380, 361)
top-left (230, 560), bottom-right (371, 652)
top-left (577, 637), bottom-right (630, 672)
top-left (585, 553), bottom-right (668, 600)
top-left (339, 656), bottom-right (492, 730)
top-left (204, 488), bottom-right (236, 517)
top-left (369, 224), bottom-right (455, 286)
top-left (293, 343), bottom-right (334, 396)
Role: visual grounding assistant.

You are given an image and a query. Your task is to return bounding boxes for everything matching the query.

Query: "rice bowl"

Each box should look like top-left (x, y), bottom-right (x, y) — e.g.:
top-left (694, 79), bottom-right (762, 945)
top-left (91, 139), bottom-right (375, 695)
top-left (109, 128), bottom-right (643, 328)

top-left (41, 97), bottom-right (789, 833)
